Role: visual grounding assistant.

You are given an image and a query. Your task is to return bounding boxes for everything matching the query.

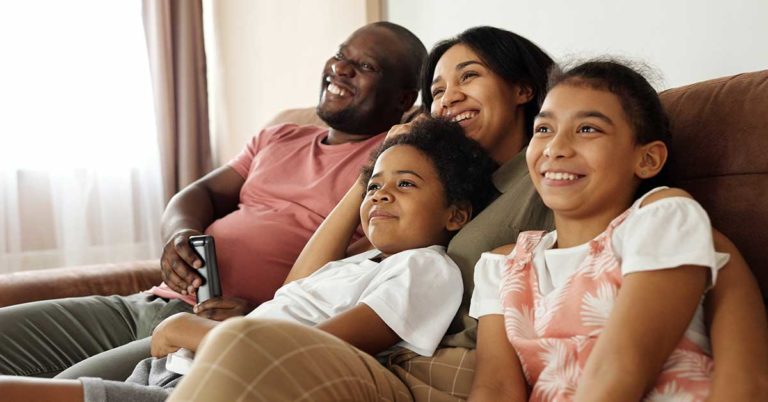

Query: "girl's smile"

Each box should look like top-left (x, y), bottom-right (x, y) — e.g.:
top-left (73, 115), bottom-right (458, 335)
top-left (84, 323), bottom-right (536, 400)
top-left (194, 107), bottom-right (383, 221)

top-left (528, 84), bottom-right (642, 224)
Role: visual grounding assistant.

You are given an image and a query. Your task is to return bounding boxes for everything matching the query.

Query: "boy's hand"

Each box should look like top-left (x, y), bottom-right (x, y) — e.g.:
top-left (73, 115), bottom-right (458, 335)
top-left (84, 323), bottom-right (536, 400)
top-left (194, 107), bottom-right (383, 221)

top-left (194, 296), bottom-right (255, 321)
top-left (151, 313), bottom-right (218, 357)
top-left (160, 229), bottom-right (204, 294)
top-left (151, 313), bottom-right (190, 357)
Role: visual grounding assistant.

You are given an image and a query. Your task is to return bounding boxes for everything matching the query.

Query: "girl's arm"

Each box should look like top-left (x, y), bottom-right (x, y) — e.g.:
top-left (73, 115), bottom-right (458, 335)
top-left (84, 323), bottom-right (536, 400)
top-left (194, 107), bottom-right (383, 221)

top-left (468, 314), bottom-right (528, 402)
top-left (573, 264), bottom-right (709, 402)
top-left (706, 230), bottom-right (768, 401)
top-left (283, 180), bottom-right (366, 284)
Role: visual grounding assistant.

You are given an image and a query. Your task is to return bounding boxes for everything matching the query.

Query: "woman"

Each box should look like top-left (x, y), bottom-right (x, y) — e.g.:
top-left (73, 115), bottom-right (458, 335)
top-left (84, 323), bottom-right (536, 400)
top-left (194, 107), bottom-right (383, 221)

top-left (176, 27), bottom-right (766, 401)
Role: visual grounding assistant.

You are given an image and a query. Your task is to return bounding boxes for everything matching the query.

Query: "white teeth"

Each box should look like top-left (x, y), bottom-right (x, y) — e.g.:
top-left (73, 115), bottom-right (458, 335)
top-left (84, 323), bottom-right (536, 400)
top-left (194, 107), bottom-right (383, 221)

top-left (327, 83), bottom-right (348, 97)
top-left (450, 111), bottom-right (477, 123)
top-left (544, 172), bottom-right (580, 181)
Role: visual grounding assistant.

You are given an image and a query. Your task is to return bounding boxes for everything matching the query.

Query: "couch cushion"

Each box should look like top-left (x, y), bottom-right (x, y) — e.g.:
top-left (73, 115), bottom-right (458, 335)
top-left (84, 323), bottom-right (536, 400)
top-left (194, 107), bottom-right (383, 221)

top-left (659, 70), bottom-right (768, 299)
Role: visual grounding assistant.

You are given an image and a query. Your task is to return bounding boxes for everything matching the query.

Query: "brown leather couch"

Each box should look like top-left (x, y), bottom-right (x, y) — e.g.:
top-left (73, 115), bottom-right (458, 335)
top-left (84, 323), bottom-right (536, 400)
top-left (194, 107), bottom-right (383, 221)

top-left (1, 70), bottom-right (766, 308)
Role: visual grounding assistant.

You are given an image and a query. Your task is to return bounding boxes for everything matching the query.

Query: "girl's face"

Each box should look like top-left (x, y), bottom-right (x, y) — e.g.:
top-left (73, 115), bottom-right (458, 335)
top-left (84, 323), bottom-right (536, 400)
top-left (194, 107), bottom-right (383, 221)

top-left (527, 84), bottom-right (647, 220)
top-left (430, 44), bottom-right (528, 163)
top-left (360, 145), bottom-right (466, 256)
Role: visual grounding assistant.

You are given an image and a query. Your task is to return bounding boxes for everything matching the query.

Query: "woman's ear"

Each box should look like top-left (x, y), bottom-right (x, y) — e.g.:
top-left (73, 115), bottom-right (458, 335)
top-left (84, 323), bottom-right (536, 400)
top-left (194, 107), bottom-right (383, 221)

top-left (635, 140), bottom-right (668, 179)
top-left (445, 202), bottom-right (472, 232)
top-left (515, 85), bottom-right (534, 105)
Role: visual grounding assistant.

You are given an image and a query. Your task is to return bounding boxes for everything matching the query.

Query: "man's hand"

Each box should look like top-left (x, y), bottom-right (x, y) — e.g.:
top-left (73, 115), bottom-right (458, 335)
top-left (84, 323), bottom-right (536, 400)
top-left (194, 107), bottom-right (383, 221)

top-left (193, 296), bottom-right (256, 321)
top-left (161, 229), bottom-right (205, 295)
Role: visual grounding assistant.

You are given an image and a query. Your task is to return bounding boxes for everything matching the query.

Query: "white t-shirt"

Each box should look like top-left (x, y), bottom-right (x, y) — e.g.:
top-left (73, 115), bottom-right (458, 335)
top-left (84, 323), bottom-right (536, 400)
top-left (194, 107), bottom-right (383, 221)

top-left (248, 245), bottom-right (462, 357)
top-left (469, 191), bottom-right (729, 353)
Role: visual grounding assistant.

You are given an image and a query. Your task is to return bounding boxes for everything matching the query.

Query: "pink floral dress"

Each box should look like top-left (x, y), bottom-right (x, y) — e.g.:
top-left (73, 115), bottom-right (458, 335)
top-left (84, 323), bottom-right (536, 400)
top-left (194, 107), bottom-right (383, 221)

top-left (500, 208), bottom-right (712, 401)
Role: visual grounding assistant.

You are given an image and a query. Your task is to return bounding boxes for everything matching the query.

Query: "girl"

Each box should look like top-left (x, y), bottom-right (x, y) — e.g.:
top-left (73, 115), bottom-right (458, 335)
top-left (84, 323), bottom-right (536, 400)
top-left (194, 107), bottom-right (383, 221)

top-left (469, 60), bottom-right (732, 402)
top-left (0, 118), bottom-right (498, 402)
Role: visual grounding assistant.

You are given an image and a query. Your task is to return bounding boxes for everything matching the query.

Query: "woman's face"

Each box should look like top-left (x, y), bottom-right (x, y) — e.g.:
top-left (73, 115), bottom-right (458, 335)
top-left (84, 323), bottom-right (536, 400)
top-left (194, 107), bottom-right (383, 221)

top-left (430, 44), bottom-right (527, 162)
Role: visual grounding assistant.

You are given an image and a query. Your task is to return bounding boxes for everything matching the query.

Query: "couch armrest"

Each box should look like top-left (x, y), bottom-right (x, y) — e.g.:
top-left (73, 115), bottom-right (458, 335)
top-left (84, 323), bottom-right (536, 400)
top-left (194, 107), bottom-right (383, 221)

top-left (0, 260), bottom-right (162, 307)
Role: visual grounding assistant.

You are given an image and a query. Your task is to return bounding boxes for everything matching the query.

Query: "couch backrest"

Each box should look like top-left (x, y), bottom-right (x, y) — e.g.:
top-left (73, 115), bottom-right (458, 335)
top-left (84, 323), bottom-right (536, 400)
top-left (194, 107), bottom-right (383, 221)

top-left (266, 71), bottom-right (768, 301)
top-left (659, 70), bottom-right (768, 300)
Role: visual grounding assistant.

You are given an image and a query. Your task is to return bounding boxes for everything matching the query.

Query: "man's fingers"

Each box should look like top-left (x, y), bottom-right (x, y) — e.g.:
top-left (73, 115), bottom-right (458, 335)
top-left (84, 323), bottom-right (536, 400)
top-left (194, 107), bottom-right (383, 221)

top-left (173, 235), bottom-right (203, 269)
top-left (164, 268), bottom-right (188, 294)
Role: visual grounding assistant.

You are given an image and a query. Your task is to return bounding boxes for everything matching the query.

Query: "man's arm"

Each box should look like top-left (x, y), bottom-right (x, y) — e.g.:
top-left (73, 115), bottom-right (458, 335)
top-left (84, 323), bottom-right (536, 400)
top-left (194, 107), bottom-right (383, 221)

top-left (706, 230), bottom-right (768, 401)
top-left (159, 166), bottom-right (244, 295)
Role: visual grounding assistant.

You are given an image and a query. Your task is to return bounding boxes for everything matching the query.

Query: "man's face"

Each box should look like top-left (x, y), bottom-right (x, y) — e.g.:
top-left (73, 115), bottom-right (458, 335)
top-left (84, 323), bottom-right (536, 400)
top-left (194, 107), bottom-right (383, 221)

top-left (316, 26), bottom-right (409, 135)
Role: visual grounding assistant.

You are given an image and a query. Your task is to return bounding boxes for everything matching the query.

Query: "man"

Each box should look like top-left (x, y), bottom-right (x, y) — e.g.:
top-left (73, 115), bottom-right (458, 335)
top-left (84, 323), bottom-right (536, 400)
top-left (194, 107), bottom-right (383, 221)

top-left (0, 21), bottom-right (426, 381)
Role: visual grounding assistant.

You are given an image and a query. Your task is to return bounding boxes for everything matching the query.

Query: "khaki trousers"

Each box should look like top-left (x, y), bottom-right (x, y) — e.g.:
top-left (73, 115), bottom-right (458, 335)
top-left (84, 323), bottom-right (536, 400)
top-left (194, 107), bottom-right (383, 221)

top-left (168, 318), bottom-right (414, 402)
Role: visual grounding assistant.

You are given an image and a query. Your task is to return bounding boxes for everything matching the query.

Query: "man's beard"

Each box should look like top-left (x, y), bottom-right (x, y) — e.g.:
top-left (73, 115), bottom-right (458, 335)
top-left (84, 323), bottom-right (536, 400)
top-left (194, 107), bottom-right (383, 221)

top-left (316, 104), bottom-right (376, 135)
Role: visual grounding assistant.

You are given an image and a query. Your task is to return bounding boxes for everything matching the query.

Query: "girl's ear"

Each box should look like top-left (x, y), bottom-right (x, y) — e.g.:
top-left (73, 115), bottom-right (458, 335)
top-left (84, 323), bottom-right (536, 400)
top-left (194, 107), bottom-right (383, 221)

top-left (635, 140), bottom-right (668, 179)
top-left (445, 202), bottom-right (472, 232)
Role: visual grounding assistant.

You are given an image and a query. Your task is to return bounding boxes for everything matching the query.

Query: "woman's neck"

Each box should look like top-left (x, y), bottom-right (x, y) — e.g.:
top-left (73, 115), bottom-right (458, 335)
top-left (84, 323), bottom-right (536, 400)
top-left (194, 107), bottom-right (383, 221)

top-left (492, 109), bottom-right (527, 164)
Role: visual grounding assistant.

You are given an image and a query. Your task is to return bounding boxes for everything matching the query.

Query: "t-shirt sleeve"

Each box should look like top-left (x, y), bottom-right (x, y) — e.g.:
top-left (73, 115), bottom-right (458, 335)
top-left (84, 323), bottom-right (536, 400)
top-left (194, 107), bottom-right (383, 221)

top-left (619, 197), bottom-right (728, 288)
top-left (360, 248), bottom-right (463, 356)
top-left (226, 124), bottom-right (290, 179)
top-left (469, 252), bottom-right (507, 318)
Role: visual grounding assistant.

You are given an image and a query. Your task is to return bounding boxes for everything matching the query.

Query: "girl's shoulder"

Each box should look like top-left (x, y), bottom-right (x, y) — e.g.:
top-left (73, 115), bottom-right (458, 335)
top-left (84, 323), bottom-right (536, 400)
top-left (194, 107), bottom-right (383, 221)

top-left (638, 187), bottom-right (693, 208)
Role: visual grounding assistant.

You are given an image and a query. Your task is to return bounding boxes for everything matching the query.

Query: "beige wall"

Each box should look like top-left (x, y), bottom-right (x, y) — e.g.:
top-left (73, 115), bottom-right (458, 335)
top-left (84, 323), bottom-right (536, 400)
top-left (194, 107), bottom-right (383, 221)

top-left (385, 0), bottom-right (768, 90)
top-left (203, 0), bottom-right (379, 164)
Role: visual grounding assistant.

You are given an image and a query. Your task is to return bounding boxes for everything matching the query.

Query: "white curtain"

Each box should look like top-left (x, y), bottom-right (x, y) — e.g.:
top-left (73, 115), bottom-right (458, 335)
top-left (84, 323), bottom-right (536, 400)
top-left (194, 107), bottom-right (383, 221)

top-left (0, 1), bottom-right (163, 273)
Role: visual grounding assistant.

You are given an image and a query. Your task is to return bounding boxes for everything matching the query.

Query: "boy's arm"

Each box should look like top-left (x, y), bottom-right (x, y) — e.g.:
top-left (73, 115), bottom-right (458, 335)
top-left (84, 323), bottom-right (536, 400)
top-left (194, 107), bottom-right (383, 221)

top-left (469, 314), bottom-right (528, 402)
top-left (284, 180), bottom-right (366, 284)
top-left (316, 304), bottom-right (400, 356)
top-left (150, 313), bottom-right (220, 357)
top-left (706, 230), bottom-right (768, 401)
top-left (573, 265), bottom-right (709, 402)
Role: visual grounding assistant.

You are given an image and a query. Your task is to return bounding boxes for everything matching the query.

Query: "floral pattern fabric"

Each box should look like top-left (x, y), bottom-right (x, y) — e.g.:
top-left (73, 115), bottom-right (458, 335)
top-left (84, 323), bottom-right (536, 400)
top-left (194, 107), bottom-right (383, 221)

top-left (500, 208), bottom-right (712, 401)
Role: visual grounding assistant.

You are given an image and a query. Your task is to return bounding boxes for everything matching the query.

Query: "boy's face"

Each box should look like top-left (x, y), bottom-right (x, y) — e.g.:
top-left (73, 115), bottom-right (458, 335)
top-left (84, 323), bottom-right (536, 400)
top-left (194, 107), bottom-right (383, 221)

top-left (360, 145), bottom-right (464, 257)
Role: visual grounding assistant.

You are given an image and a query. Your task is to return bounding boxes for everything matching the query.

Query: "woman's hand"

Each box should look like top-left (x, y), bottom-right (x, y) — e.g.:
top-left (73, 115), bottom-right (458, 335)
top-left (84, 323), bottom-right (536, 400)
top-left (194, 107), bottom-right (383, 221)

top-left (151, 313), bottom-right (219, 357)
top-left (193, 296), bottom-right (256, 321)
top-left (385, 113), bottom-right (430, 140)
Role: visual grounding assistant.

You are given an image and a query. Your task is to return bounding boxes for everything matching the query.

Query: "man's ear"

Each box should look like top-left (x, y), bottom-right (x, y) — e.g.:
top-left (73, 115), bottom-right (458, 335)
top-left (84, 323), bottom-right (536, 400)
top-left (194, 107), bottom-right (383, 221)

top-left (515, 85), bottom-right (534, 105)
top-left (635, 140), bottom-right (668, 179)
top-left (399, 89), bottom-right (419, 113)
top-left (445, 202), bottom-right (472, 232)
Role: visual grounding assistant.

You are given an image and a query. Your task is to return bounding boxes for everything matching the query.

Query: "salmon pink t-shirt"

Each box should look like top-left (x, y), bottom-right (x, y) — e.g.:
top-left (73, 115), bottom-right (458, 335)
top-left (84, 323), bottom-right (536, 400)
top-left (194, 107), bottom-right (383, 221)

top-left (151, 123), bottom-right (385, 305)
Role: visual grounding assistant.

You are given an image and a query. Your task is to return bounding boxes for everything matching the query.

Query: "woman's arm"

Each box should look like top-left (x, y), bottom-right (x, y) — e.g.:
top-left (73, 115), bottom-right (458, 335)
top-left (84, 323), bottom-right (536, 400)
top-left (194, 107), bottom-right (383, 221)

top-left (468, 314), bottom-right (529, 402)
top-left (706, 230), bottom-right (768, 401)
top-left (573, 265), bottom-right (709, 402)
top-left (283, 179), bottom-right (366, 284)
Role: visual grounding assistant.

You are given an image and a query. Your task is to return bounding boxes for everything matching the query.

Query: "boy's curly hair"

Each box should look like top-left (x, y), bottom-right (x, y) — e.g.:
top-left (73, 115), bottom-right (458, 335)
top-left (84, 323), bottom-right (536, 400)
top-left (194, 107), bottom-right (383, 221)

top-left (360, 117), bottom-right (499, 218)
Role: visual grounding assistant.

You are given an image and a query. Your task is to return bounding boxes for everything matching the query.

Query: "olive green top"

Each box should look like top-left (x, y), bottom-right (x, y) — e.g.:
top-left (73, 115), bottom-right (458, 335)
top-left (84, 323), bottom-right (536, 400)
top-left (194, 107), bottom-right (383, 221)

top-left (442, 148), bottom-right (554, 348)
